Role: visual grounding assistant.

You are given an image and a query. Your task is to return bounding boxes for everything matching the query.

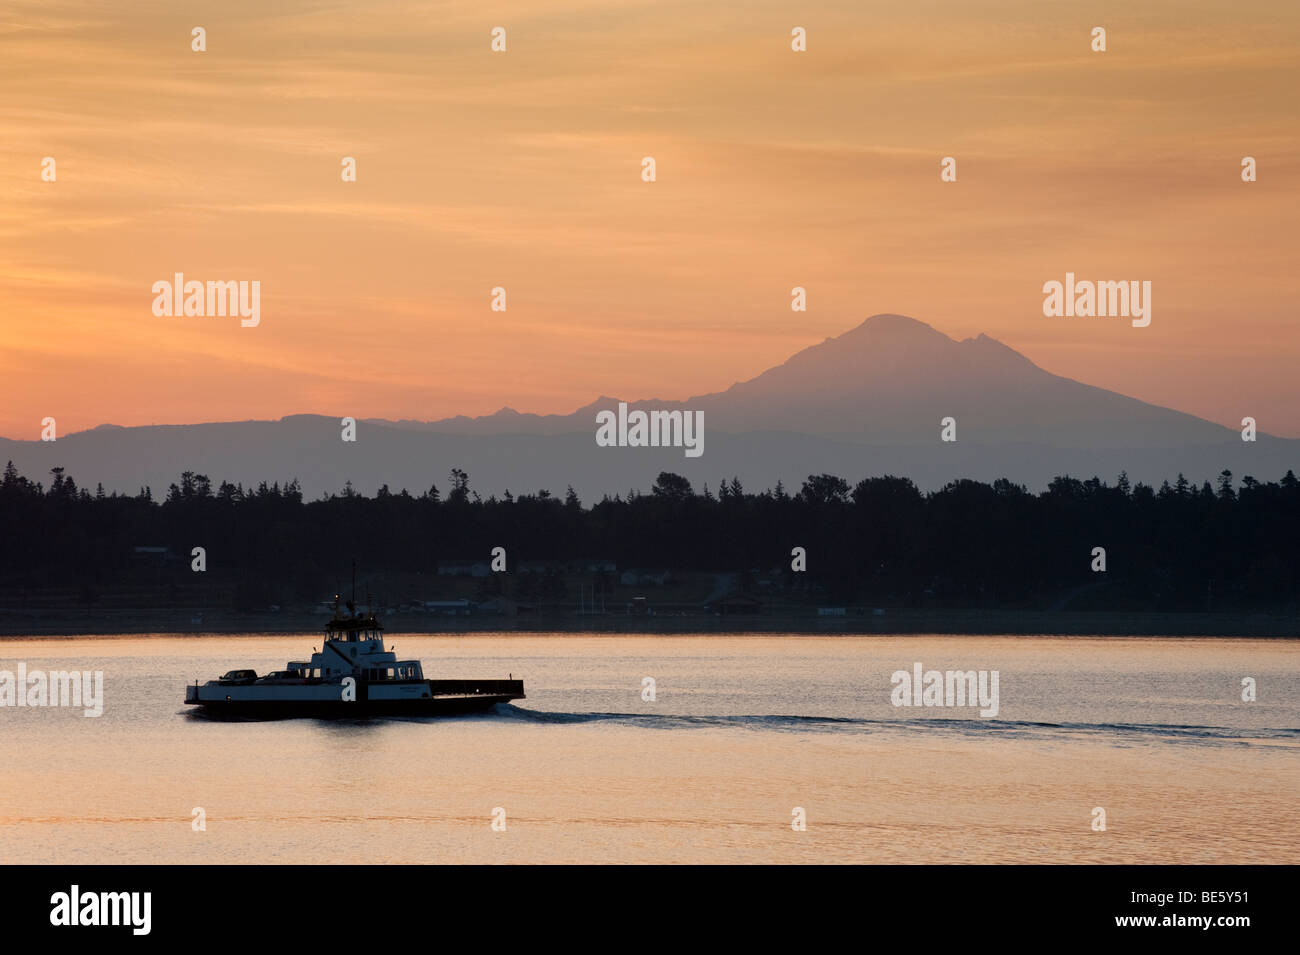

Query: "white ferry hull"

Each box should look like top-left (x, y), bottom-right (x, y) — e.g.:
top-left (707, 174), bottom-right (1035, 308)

top-left (185, 679), bottom-right (524, 719)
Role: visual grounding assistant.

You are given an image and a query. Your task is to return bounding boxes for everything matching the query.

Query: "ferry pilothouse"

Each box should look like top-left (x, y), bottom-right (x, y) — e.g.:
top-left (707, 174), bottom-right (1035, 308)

top-left (184, 597), bottom-right (524, 718)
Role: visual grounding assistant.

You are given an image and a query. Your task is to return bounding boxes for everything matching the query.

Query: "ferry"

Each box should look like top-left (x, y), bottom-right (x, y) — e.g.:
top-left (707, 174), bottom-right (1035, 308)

top-left (184, 597), bottom-right (523, 718)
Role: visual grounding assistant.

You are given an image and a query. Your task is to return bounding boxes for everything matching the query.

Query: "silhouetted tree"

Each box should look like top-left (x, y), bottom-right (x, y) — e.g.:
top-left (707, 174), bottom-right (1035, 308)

top-left (1, 463), bottom-right (1296, 613)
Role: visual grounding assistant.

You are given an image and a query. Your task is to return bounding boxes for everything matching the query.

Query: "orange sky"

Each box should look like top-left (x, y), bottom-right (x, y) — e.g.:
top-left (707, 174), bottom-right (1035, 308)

top-left (2, 0), bottom-right (1298, 439)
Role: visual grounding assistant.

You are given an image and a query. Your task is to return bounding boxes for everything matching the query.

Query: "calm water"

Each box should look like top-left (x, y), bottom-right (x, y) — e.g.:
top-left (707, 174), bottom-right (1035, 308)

top-left (1, 633), bottom-right (1296, 864)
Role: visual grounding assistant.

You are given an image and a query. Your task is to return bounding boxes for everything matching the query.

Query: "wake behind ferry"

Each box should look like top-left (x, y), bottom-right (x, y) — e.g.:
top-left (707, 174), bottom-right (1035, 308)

top-left (184, 596), bottom-right (524, 718)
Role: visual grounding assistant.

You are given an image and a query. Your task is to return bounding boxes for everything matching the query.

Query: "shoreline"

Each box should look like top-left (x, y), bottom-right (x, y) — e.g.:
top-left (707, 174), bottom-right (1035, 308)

top-left (2, 608), bottom-right (1296, 638)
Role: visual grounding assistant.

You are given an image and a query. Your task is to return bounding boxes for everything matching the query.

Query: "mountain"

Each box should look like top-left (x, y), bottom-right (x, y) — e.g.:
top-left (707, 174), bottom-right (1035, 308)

top-left (2, 315), bottom-right (1294, 500)
top-left (369, 315), bottom-right (1243, 447)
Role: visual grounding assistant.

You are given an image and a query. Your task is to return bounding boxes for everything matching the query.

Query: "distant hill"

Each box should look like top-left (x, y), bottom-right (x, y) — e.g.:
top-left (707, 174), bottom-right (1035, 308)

top-left (379, 314), bottom-right (1241, 448)
top-left (3, 315), bottom-right (1294, 499)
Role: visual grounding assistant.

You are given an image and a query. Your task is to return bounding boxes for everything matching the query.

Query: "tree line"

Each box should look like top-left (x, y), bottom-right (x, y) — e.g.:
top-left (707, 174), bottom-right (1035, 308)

top-left (2, 461), bottom-right (1298, 611)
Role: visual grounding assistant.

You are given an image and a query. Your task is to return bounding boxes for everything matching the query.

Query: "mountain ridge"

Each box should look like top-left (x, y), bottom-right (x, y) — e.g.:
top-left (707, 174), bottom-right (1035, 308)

top-left (361, 314), bottom-right (1241, 447)
top-left (4, 314), bottom-right (1290, 500)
